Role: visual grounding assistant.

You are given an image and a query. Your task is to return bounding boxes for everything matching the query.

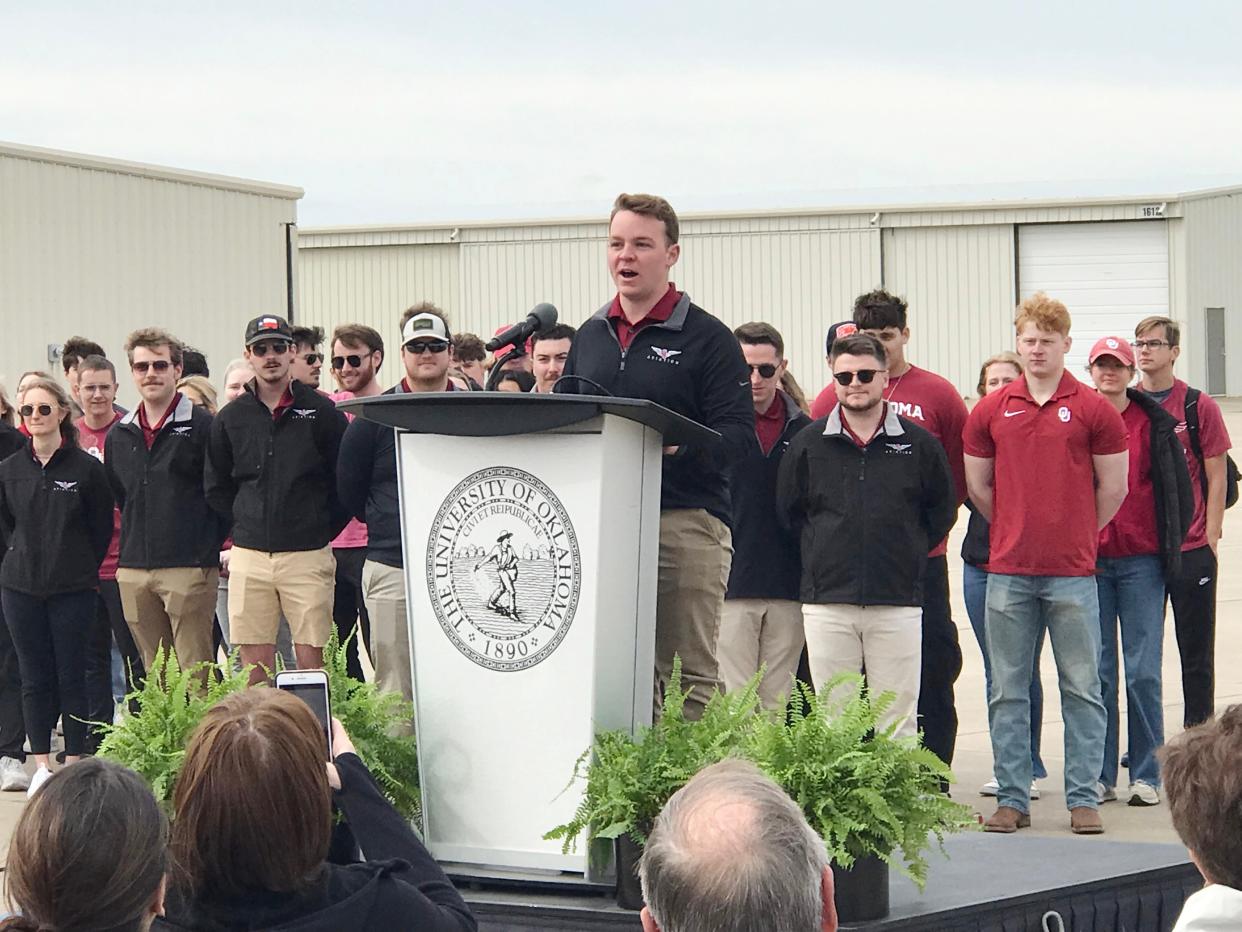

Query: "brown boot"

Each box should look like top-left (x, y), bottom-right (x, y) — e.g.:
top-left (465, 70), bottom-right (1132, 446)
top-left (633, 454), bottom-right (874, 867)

top-left (983, 806), bottom-right (1030, 833)
top-left (1070, 807), bottom-right (1105, 835)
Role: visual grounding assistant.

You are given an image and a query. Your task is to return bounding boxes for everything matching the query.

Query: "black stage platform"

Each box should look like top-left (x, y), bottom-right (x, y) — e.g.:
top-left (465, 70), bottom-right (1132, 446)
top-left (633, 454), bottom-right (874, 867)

top-left (462, 834), bottom-right (1201, 931)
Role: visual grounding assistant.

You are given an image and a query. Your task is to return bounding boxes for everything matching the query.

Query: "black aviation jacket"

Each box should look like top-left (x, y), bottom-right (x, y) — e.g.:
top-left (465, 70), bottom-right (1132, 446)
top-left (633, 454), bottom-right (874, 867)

top-left (155, 753), bottom-right (477, 932)
top-left (0, 442), bottom-right (115, 597)
top-left (106, 394), bottom-right (229, 569)
top-left (558, 293), bottom-right (755, 527)
top-left (726, 391), bottom-right (811, 601)
top-left (777, 402), bottom-right (957, 607)
top-left (205, 380), bottom-right (349, 552)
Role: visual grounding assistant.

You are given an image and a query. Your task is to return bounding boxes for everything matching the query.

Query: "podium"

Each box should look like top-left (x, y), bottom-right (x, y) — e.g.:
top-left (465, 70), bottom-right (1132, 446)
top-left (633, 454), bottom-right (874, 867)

top-left (339, 392), bottom-right (718, 882)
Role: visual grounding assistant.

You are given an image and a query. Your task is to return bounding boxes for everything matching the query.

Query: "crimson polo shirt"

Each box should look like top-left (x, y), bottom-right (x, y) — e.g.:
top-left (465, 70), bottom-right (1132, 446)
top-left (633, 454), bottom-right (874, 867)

top-left (74, 413), bottom-right (122, 580)
top-left (136, 393), bottom-right (181, 449)
top-left (1098, 401), bottom-right (1158, 559)
top-left (963, 371), bottom-right (1128, 577)
top-left (607, 283), bottom-right (680, 351)
top-left (755, 395), bottom-right (785, 455)
top-left (270, 386), bottom-right (295, 421)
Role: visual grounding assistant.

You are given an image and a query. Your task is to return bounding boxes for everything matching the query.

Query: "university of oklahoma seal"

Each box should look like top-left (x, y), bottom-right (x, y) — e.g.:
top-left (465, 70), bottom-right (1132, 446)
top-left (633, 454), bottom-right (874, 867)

top-left (426, 466), bottom-right (582, 672)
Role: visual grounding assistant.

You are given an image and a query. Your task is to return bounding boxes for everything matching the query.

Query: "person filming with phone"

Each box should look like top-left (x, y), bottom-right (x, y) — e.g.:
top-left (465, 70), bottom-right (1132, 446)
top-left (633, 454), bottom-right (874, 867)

top-left (155, 688), bottom-right (476, 932)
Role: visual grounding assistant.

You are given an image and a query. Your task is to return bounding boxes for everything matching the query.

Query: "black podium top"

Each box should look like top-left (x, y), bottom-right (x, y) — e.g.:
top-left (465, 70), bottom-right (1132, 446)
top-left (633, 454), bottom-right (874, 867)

top-left (337, 392), bottom-right (720, 446)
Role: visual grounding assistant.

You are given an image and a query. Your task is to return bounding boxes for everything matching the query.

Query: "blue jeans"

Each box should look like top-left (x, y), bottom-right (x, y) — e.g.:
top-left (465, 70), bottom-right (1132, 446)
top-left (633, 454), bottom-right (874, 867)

top-left (986, 574), bottom-right (1105, 813)
top-left (963, 563), bottom-right (1047, 780)
top-left (1095, 555), bottom-right (1165, 788)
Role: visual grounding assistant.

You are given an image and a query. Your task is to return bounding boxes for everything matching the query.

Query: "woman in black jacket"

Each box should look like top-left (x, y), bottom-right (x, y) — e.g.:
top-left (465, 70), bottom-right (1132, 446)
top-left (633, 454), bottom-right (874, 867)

top-left (0, 378), bottom-right (114, 798)
top-left (156, 688), bottom-right (476, 932)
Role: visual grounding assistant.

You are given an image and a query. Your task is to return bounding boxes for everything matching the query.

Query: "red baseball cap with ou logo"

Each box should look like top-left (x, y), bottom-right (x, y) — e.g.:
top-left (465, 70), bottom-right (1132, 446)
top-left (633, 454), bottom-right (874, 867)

top-left (1088, 336), bottom-right (1135, 367)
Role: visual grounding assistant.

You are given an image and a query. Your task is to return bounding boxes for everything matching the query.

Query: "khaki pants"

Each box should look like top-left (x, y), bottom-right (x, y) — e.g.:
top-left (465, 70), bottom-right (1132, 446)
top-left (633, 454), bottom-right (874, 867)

top-left (227, 546), bottom-right (335, 648)
top-left (802, 602), bottom-right (922, 738)
top-left (656, 509), bottom-right (732, 721)
top-left (718, 598), bottom-right (805, 710)
top-left (116, 567), bottom-right (219, 671)
top-left (362, 559), bottom-right (413, 733)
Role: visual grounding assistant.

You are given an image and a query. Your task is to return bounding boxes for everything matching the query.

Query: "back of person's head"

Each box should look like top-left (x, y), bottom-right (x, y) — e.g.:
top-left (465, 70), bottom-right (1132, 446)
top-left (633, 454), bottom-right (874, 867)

top-left (639, 759), bottom-right (833, 932)
top-left (852, 289), bottom-right (908, 332)
top-left (1, 758), bottom-right (167, 932)
top-left (1014, 292), bottom-right (1071, 336)
top-left (451, 332), bottom-right (486, 364)
top-left (61, 336), bottom-right (106, 374)
top-left (496, 370), bottom-right (535, 393)
top-left (180, 347), bottom-right (210, 378)
top-left (176, 375), bottom-right (218, 414)
top-left (1159, 704), bottom-right (1242, 889)
top-left (171, 689), bottom-right (332, 901)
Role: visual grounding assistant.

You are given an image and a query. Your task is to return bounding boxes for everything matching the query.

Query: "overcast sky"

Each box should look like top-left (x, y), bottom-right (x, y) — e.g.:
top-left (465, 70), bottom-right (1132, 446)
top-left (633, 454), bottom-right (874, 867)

top-left (4, 2), bottom-right (1241, 226)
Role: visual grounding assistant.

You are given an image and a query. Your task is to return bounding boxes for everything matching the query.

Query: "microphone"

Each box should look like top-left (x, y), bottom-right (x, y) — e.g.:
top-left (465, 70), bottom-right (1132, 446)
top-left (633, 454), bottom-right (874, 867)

top-left (485, 303), bottom-right (558, 352)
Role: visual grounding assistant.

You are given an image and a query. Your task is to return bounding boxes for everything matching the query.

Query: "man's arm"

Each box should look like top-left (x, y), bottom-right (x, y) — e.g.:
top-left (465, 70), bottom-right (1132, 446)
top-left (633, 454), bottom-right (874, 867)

top-left (337, 418), bottom-right (373, 523)
top-left (922, 436), bottom-right (958, 543)
top-left (203, 415), bottom-right (238, 521)
top-left (1204, 453), bottom-right (1227, 553)
top-left (964, 454), bottom-right (995, 522)
top-left (1093, 450), bottom-right (1130, 530)
top-left (691, 326), bottom-right (756, 465)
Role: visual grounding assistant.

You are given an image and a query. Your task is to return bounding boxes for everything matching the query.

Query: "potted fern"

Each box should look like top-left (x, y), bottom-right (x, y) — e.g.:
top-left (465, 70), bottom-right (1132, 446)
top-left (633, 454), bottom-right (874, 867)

top-left (544, 658), bottom-right (762, 909)
top-left (98, 634), bottom-right (421, 821)
top-left (743, 673), bottom-right (976, 922)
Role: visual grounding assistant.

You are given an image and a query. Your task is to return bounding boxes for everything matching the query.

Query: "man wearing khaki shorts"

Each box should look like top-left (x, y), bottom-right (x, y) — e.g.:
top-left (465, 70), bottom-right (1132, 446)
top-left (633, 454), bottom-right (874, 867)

top-left (107, 329), bottom-right (226, 676)
top-left (205, 315), bottom-right (349, 684)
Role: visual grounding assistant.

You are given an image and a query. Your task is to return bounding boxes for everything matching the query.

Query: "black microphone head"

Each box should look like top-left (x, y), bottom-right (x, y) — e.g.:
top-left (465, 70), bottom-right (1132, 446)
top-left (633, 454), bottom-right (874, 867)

top-left (531, 303), bottom-right (558, 328)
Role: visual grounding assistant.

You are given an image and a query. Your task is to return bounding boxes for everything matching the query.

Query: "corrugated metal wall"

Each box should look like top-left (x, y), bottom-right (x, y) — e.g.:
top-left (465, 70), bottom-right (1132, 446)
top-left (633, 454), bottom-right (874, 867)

top-left (1181, 193), bottom-right (1242, 394)
top-left (882, 225), bottom-right (1015, 394)
top-left (0, 148), bottom-right (298, 406)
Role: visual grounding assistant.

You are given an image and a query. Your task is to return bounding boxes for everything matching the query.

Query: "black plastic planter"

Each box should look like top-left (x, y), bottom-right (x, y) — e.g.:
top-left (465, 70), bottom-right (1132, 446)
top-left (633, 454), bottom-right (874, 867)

top-left (832, 852), bottom-right (890, 923)
top-left (615, 835), bottom-right (645, 911)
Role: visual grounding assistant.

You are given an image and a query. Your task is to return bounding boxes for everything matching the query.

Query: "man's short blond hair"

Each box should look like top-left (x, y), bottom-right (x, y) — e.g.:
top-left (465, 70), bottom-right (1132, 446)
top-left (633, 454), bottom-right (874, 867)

top-left (1014, 292), bottom-right (1071, 337)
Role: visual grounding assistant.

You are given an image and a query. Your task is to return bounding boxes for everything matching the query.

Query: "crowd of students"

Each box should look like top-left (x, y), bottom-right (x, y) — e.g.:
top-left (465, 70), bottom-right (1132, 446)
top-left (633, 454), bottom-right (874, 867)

top-left (0, 191), bottom-right (1234, 929)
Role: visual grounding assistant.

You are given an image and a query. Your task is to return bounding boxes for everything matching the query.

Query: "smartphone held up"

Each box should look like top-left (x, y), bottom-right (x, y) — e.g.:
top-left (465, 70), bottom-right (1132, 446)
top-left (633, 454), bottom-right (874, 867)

top-left (275, 670), bottom-right (333, 759)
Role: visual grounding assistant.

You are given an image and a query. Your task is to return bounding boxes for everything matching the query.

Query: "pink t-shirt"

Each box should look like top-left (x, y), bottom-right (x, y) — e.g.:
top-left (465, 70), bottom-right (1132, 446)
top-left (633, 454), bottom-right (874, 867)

top-left (1147, 380), bottom-right (1233, 552)
top-left (1098, 401), bottom-right (1158, 559)
top-left (75, 413), bottom-right (122, 581)
top-left (329, 390), bottom-right (368, 550)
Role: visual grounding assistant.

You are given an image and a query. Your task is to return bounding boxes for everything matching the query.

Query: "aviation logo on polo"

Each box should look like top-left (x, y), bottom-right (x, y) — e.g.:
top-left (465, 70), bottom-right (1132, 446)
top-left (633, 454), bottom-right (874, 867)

top-left (426, 466), bottom-right (581, 672)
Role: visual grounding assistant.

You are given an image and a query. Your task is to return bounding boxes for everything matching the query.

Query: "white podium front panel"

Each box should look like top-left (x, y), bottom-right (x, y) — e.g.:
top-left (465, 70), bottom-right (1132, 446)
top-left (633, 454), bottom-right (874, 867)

top-left (396, 416), bottom-right (660, 873)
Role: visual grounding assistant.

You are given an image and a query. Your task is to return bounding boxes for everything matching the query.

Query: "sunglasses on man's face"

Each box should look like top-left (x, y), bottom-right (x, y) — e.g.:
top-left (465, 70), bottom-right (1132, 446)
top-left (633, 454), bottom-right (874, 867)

top-left (331, 351), bottom-right (373, 370)
top-left (131, 360), bottom-right (173, 374)
top-left (747, 363), bottom-right (778, 379)
top-left (251, 341), bottom-right (291, 357)
top-left (19, 404), bottom-right (54, 417)
top-left (404, 340), bottom-right (450, 355)
top-left (299, 353), bottom-right (323, 366)
top-left (833, 369), bottom-right (880, 386)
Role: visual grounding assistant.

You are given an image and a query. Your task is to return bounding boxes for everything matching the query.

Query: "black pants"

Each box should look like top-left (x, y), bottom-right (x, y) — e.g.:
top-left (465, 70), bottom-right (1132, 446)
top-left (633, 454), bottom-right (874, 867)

top-left (1168, 545), bottom-right (1217, 728)
top-left (0, 593), bottom-right (26, 761)
top-left (1, 587), bottom-right (95, 757)
top-left (333, 547), bottom-right (371, 682)
top-left (918, 556), bottom-right (962, 768)
top-left (87, 580), bottom-right (146, 734)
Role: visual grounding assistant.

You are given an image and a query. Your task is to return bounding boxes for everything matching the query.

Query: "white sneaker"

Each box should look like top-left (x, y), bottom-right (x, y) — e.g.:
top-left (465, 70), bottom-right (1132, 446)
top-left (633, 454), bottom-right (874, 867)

top-left (0, 757), bottom-right (29, 792)
top-left (1097, 781), bottom-right (1117, 803)
top-left (1128, 781), bottom-right (1160, 807)
top-left (980, 777), bottom-right (1041, 799)
top-left (26, 765), bottom-right (51, 799)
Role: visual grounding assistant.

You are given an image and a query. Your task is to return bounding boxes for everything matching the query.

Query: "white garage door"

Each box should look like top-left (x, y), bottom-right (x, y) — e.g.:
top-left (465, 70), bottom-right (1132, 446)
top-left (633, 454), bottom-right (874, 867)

top-left (1017, 220), bottom-right (1169, 379)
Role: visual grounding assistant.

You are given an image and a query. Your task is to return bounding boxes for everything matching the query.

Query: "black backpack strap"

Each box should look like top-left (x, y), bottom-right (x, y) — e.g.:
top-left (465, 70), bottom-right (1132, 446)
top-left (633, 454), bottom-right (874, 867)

top-left (1184, 387), bottom-right (1210, 493)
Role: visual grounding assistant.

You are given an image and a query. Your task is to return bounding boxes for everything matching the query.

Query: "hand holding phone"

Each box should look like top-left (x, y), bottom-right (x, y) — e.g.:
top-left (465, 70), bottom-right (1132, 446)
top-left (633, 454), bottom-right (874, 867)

top-left (274, 670), bottom-right (333, 760)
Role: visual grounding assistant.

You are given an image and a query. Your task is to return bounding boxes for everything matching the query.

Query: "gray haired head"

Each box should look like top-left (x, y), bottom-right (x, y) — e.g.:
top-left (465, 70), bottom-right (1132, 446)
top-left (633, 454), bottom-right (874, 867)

top-left (639, 758), bottom-right (829, 932)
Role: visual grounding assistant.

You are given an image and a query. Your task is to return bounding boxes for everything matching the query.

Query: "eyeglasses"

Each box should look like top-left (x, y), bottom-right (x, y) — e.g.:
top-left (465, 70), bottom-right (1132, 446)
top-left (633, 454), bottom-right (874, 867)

top-left (250, 341), bottom-right (292, 357)
top-left (404, 340), bottom-right (450, 355)
top-left (833, 369), bottom-right (880, 386)
top-left (299, 353), bottom-right (323, 366)
top-left (131, 360), bottom-right (173, 374)
top-left (19, 404), bottom-right (54, 417)
top-left (331, 351), bottom-right (374, 370)
top-left (1130, 340), bottom-right (1172, 350)
top-left (80, 384), bottom-right (115, 395)
top-left (747, 363), bottom-right (778, 379)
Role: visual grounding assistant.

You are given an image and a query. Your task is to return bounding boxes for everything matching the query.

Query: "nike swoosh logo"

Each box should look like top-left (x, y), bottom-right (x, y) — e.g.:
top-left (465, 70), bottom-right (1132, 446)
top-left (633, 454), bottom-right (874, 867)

top-left (1003, 410), bottom-right (1026, 418)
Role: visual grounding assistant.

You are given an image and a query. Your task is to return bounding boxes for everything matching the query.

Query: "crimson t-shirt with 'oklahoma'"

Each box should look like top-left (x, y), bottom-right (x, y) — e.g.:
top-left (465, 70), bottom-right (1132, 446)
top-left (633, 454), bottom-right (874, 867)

top-left (963, 371), bottom-right (1128, 577)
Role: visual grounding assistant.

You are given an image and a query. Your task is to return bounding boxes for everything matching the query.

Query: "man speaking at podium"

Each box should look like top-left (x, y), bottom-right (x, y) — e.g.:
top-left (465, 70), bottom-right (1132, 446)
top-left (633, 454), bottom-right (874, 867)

top-left (560, 193), bottom-right (753, 719)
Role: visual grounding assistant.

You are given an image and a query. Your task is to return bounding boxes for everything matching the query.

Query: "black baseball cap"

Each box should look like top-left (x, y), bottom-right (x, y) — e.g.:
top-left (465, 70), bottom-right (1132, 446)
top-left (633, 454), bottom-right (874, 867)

top-left (824, 321), bottom-right (859, 357)
top-left (245, 315), bottom-right (294, 346)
